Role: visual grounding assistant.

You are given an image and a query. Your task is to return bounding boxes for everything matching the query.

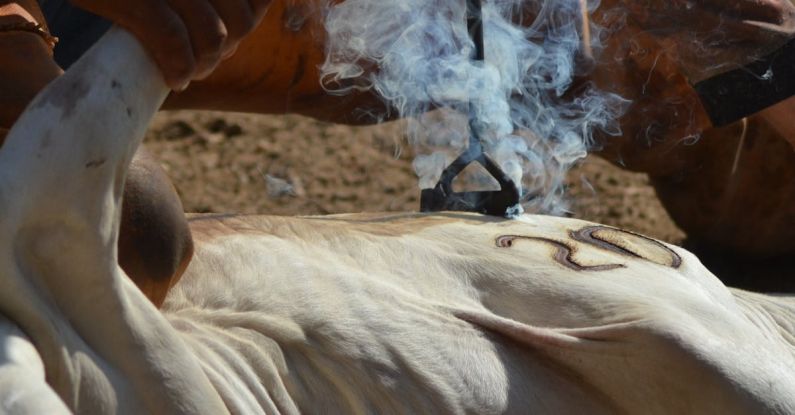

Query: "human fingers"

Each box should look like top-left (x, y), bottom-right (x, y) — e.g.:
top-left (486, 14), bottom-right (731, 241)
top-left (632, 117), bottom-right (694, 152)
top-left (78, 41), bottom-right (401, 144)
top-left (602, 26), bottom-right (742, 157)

top-left (247, 0), bottom-right (273, 24)
top-left (206, 0), bottom-right (255, 59)
top-left (616, 0), bottom-right (795, 34)
top-left (69, 0), bottom-right (196, 90)
top-left (208, 0), bottom-right (273, 61)
top-left (166, 0), bottom-right (228, 81)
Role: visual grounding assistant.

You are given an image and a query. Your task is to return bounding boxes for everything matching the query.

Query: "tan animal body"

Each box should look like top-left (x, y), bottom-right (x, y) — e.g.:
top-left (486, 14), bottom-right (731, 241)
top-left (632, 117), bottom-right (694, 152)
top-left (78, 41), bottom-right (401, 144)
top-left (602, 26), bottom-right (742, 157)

top-left (1, 27), bottom-right (795, 414)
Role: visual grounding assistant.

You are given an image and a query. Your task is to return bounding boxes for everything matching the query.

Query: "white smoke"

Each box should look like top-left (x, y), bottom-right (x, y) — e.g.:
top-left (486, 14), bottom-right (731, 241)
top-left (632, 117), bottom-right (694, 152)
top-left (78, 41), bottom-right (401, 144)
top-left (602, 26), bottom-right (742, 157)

top-left (321, 0), bottom-right (627, 215)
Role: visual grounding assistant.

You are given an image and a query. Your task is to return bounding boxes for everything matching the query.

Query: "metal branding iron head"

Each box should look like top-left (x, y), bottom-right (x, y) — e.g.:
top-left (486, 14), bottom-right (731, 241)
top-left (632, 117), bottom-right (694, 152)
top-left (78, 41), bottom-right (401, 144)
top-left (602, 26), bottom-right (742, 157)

top-left (419, 0), bottom-right (522, 217)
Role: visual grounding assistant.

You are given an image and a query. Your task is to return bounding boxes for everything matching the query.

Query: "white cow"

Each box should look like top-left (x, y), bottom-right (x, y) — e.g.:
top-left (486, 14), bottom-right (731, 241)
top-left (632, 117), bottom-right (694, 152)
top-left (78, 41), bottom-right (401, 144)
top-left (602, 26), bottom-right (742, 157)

top-left (1, 28), bottom-right (795, 414)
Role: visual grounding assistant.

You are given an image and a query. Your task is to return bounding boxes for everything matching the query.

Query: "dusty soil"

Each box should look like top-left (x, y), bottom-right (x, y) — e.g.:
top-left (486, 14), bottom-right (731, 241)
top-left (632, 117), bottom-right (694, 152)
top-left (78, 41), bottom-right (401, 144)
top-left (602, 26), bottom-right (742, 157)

top-left (143, 110), bottom-right (768, 287)
top-left (144, 111), bottom-right (795, 292)
top-left (145, 110), bottom-right (795, 291)
top-left (146, 110), bottom-right (685, 242)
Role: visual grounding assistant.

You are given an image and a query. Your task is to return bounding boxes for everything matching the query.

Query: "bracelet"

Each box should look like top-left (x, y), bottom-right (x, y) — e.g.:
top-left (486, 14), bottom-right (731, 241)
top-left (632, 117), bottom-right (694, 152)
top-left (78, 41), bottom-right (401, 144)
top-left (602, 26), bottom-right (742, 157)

top-left (0, 21), bottom-right (58, 49)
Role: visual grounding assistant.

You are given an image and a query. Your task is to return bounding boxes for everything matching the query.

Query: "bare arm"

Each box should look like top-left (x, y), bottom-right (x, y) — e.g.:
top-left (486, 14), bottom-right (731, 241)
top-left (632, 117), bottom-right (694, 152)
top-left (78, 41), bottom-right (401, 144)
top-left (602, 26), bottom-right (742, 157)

top-left (163, 0), bottom-right (387, 125)
top-left (585, 0), bottom-right (795, 175)
top-left (165, 0), bottom-right (795, 133)
top-left (0, 1), bottom-right (63, 130)
top-left (69, 0), bottom-right (271, 90)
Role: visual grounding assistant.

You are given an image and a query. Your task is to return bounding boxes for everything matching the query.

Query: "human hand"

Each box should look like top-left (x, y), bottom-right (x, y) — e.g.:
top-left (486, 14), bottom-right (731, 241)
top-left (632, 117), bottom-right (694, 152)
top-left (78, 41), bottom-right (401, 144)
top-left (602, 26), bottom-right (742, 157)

top-left (579, 0), bottom-right (795, 175)
top-left (603, 0), bottom-right (795, 81)
top-left (615, 0), bottom-right (795, 34)
top-left (69, 0), bottom-right (272, 91)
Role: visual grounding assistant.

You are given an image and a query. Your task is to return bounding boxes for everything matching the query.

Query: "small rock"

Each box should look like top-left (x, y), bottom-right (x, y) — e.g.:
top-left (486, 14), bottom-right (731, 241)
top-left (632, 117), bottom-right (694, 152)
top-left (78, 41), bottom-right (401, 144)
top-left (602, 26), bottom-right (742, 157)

top-left (205, 118), bottom-right (245, 137)
top-left (160, 120), bottom-right (195, 140)
top-left (265, 175), bottom-right (296, 199)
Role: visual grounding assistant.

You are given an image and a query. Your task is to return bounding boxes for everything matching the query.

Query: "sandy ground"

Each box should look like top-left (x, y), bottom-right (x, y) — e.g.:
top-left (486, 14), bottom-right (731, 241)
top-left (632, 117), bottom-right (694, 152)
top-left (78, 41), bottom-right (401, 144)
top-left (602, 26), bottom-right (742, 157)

top-left (143, 110), bottom-right (795, 292)
top-left (145, 111), bottom-right (684, 239)
top-left (146, 110), bottom-right (685, 241)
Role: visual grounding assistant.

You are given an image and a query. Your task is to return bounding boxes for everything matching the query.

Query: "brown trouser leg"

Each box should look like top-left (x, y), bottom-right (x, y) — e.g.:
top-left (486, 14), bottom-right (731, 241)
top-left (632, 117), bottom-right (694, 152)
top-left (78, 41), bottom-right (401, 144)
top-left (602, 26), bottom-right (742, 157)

top-left (582, 7), bottom-right (795, 291)
top-left (649, 117), bottom-right (795, 292)
top-left (1, 1), bottom-right (192, 307)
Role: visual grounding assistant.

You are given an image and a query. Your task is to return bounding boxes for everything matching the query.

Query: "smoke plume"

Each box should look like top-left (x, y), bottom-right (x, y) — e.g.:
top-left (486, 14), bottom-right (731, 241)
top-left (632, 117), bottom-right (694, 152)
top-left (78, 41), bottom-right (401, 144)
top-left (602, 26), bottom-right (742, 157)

top-left (321, 0), bottom-right (627, 215)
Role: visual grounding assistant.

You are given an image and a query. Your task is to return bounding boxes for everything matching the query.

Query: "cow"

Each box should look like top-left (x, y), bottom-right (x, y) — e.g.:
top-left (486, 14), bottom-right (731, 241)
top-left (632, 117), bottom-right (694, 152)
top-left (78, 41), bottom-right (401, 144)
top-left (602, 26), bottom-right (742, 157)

top-left (3, 0), bottom-right (795, 295)
top-left (168, 0), bottom-right (795, 286)
top-left (1, 26), bottom-right (795, 414)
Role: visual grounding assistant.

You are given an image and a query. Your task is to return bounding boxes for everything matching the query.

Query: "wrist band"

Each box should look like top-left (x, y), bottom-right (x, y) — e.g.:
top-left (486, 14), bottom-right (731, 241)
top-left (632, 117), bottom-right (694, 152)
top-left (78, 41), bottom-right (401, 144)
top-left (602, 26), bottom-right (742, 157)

top-left (0, 21), bottom-right (59, 50)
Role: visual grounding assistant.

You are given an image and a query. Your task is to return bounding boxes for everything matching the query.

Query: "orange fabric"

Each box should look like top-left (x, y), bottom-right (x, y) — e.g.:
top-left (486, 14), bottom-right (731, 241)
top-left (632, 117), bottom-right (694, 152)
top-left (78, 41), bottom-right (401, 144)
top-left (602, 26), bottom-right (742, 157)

top-left (652, 114), bottom-right (795, 259)
top-left (0, 0), bottom-right (60, 128)
top-left (760, 96), bottom-right (795, 150)
top-left (0, 4), bottom-right (37, 24)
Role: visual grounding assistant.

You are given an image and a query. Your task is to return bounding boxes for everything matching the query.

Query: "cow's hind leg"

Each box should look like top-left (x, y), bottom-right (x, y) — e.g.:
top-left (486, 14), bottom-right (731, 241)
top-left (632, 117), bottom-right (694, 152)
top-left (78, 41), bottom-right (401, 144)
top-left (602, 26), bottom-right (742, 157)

top-left (3, 125), bottom-right (193, 307)
top-left (1, 3), bottom-right (192, 306)
top-left (0, 26), bottom-right (227, 413)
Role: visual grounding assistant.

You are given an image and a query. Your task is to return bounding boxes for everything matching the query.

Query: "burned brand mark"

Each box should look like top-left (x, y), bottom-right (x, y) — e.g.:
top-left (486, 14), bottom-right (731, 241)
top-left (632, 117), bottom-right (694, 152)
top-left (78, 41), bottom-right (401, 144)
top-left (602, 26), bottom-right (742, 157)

top-left (497, 225), bottom-right (682, 271)
top-left (570, 226), bottom-right (682, 269)
top-left (496, 234), bottom-right (625, 272)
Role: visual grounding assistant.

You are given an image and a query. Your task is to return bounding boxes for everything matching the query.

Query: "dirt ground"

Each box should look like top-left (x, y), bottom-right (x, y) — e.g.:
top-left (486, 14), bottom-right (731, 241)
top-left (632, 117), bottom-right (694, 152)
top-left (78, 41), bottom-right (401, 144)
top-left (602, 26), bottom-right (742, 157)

top-left (145, 110), bottom-right (795, 290)
top-left (146, 110), bottom-right (684, 240)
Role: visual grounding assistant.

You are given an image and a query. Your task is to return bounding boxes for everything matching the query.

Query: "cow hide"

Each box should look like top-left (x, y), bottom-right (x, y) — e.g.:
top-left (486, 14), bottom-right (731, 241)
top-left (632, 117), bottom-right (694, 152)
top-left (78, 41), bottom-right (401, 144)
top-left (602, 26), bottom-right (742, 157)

top-left (0, 26), bottom-right (794, 415)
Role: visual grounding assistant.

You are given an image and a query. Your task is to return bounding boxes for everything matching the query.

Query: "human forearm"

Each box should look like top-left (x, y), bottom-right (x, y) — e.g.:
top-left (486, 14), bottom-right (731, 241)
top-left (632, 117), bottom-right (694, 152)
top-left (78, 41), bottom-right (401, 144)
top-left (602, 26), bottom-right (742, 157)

top-left (166, 0), bottom-right (795, 132)
top-left (162, 0), bottom-right (389, 125)
top-left (68, 0), bottom-right (271, 90)
top-left (0, 2), bottom-right (63, 132)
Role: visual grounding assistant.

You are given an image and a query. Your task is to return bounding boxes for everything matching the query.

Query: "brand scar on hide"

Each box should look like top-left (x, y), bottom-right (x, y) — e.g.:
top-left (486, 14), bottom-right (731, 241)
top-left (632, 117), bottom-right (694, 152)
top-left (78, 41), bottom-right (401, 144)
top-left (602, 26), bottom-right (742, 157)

top-left (496, 226), bottom-right (682, 271)
top-left (496, 235), bottom-right (624, 272)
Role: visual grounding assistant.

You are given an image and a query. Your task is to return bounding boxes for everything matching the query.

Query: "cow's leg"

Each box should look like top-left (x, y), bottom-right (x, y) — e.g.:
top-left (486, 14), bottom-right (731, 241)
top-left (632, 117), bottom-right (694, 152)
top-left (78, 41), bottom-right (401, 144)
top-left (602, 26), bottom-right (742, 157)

top-left (0, 26), bottom-right (226, 413)
top-left (0, 315), bottom-right (70, 414)
top-left (0, 2), bottom-right (192, 306)
top-left (0, 129), bottom-right (192, 308)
